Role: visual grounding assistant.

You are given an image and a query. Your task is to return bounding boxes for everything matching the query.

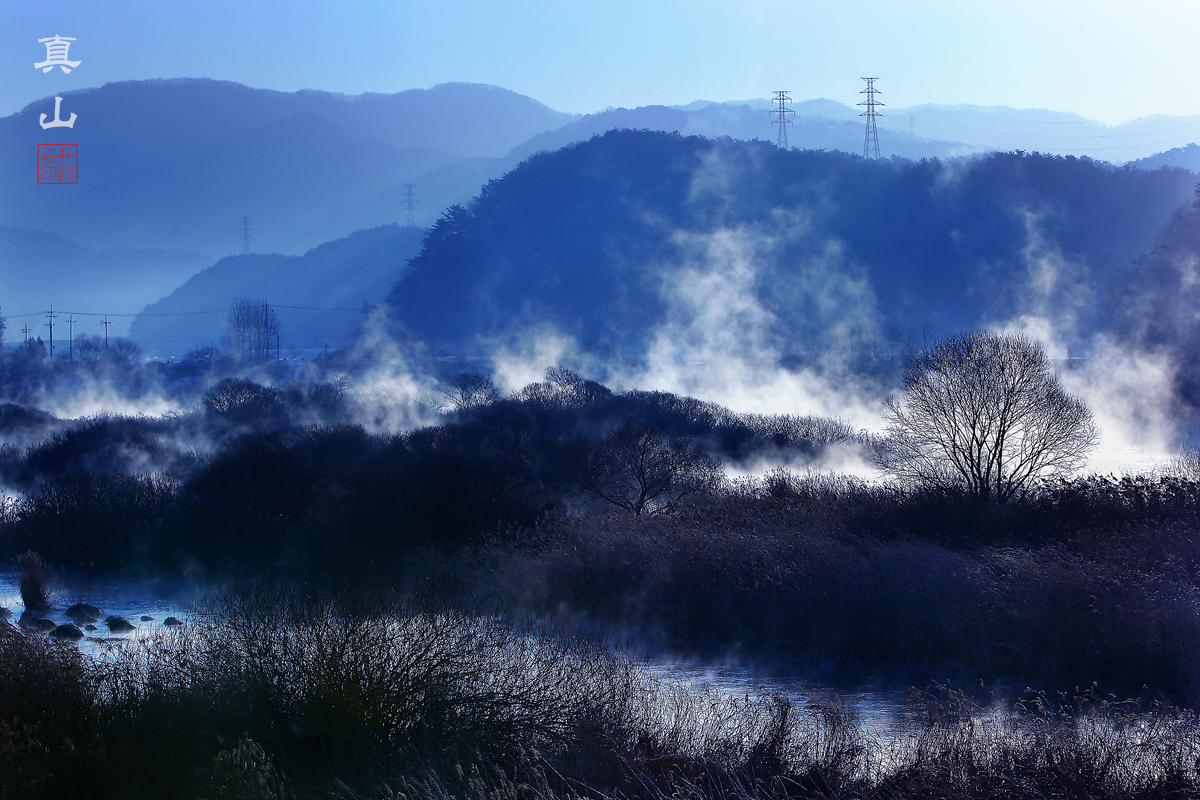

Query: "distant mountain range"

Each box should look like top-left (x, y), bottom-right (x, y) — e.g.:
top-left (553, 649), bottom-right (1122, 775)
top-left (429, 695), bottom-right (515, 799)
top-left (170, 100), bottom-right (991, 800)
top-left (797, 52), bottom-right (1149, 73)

top-left (0, 80), bottom-right (573, 257)
top-left (4, 79), bottom-right (1197, 258)
top-left (2, 79), bottom-right (1198, 354)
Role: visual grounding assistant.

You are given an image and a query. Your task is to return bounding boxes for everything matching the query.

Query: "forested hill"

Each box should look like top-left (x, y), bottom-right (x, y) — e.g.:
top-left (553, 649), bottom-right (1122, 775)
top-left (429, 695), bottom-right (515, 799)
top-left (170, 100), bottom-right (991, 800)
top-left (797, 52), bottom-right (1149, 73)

top-left (387, 130), bottom-right (1198, 355)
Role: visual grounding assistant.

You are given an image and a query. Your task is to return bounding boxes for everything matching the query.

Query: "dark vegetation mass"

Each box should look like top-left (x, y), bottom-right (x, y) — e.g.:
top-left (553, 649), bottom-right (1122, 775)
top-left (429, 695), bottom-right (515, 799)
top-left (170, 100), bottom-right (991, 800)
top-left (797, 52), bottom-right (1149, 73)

top-left (1, 366), bottom-right (1198, 709)
top-left (0, 370), bottom-right (860, 574)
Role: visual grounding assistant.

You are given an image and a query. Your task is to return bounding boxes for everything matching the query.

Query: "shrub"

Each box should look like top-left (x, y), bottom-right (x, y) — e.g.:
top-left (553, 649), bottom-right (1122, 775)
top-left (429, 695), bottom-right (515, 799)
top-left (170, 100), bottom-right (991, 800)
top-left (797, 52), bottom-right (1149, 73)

top-left (10, 473), bottom-right (177, 570)
top-left (203, 378), bottom-right (286, 425)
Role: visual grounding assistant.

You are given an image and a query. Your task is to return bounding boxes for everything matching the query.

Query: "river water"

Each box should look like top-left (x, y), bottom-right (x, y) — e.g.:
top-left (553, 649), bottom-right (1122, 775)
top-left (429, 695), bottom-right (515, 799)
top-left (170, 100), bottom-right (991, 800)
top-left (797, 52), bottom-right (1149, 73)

top-left (1, 568), bottom-right (926, 743)
top-left (0, 570), bottom-right (196, 657)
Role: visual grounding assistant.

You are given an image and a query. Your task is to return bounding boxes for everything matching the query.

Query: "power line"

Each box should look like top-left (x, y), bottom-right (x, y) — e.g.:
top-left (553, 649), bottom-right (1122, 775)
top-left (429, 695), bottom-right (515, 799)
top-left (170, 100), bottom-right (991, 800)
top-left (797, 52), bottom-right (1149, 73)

top-left (6, 305), bottom-right (364, 319)
top-left (859, 78), bottom-right (883, 160)
top-left (770, 90), bottom-right (794, 149)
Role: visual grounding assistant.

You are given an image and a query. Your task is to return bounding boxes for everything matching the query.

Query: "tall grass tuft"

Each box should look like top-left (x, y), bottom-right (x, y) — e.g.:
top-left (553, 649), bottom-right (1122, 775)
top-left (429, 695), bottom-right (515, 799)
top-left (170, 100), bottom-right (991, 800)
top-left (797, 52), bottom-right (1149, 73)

top-left (14, 550), bottom-right (50, 611)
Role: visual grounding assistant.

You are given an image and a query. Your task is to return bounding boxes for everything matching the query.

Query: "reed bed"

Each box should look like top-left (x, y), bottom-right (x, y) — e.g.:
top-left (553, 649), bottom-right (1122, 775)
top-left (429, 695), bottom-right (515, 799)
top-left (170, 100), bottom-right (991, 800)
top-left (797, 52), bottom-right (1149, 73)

top-left (3, 582), bottom-right (1199, 799)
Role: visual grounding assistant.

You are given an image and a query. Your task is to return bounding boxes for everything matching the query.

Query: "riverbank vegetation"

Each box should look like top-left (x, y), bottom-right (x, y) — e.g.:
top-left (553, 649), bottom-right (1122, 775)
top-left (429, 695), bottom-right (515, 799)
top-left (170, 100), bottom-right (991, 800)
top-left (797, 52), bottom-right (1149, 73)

top-left (2, 356), bottom-right (1200, 797)
top-left (2, 583), bottom-right (1198, 800)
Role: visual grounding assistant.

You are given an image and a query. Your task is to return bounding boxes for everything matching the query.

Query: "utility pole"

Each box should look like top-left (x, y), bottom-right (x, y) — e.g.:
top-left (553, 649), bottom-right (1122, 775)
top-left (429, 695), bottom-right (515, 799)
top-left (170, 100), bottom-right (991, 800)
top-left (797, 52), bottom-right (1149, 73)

top-left (239, 216), bottom-right (253, 254)
top-left (769, 90), bottom-right (794, 149)
top-left (402, 184), bottom-right (419, 228)
top-left (858, 77), bottom-right (883, 160)
top-left (101, 316), bottom-right (111, 355)
top-left (45, 305), bottom-right (56, 360)
top-left (66, 315), bottom-right (76, 361)
top-left (22, 323), bottom-right (31, 343)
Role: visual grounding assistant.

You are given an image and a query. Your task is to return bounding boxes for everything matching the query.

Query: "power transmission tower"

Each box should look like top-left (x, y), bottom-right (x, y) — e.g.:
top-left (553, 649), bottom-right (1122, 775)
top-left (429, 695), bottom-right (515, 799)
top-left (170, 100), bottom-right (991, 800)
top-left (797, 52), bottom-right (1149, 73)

top-left (66, 315), bottom-right (76, 361)
top-left (769, 90), bottom-right (794, 149)
top-left (402, 184), bottom-right (419, 228)
top-left (45, 305), bottom-right (56, 360)
top-left (239, 216), bottom-right (253, 254)
top-left (858, 77), bottom-right (883, 159)
top-left (101, 316), bottom-right (111, 354)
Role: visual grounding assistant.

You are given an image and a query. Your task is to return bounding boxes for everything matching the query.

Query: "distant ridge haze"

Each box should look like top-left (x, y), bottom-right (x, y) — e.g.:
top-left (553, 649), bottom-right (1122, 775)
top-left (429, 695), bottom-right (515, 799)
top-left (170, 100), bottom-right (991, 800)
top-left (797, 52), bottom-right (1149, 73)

top-left (2, 78), bottom-right (1197, 353)
top-left (0, 80), bottom-right (576, 256)
top-left (3, 79), bottom-right (1196, 258)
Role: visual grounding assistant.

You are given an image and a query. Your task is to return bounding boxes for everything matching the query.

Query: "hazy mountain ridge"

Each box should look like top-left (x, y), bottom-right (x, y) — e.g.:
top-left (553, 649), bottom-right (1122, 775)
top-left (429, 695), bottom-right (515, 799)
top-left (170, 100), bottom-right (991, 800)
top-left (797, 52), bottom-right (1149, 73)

top-left (504, 102), bottom-right (975, 165)
top-left (701, 98), bottom-right (1200, 164)
top-left (0, 80), bottom-right (575, 256)
top-left (0, 224), bottom-right (210, 337)
top-left (130, 224), bottom-right (424, 355)
top-left (1131, 144), bottom-right (1200, 173)
top-left (386, 130), bottom-right (1198, 356)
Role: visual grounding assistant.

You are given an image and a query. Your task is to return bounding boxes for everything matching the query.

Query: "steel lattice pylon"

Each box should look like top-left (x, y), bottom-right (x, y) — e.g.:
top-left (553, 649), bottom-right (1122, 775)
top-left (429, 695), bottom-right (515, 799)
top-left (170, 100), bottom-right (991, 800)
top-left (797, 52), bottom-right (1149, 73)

top-left (770, 90), bottom-right (794, 149)
top-left (858, 77), bottom-right (883, 159)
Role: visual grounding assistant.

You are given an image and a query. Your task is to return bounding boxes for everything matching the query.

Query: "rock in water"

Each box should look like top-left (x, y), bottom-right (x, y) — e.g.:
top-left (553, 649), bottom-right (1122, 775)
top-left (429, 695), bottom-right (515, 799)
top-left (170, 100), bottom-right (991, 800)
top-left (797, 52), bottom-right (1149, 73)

top-left (163, 617), bottom-right (183, 626)
top-left (66, 603), bottom-right (101, 621)
top-left (36, 618), bottom-right (56, 632)
top-left (53, 623), bottom-right (84, 641)
top-left (105, 615), bottom-right (135, 632)
top-left (140, 615), bottom-right (154, 622)
top-left (84, 624), bottom-right (97, 631)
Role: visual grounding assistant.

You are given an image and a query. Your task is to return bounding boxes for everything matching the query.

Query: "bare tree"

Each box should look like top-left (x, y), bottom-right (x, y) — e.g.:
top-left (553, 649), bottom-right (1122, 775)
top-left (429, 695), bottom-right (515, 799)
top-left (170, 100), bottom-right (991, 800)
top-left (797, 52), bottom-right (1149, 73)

top-left (579, 419), bottom-right (724, 516)
top-left (225, 299), bottom-right (281, 364)
top-left (442, 372), bottom-right (501, 411)
top-left (875, 331), bottom-right (1098, 503)
top-left (75, 334), bottom-right (104, 363)
top-left (107, 337), bottom-right (141, 364)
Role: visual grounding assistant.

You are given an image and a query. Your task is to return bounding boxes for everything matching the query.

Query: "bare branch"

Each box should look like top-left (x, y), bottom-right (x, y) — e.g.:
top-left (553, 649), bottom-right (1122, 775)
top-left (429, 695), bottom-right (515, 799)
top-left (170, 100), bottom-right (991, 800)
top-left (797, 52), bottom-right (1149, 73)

top-left (875, 331), bottom-right (1098, 502)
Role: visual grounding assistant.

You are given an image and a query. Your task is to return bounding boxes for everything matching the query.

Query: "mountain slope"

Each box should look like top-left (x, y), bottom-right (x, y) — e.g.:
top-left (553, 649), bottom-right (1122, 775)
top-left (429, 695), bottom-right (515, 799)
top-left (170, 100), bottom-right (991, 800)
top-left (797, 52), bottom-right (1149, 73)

top-left (131, 224), bottom-right (424, 355)
top-left (386, 130), bottom-right (1198, 356)
top-left (1131, 144), bottom-right (1200, 173)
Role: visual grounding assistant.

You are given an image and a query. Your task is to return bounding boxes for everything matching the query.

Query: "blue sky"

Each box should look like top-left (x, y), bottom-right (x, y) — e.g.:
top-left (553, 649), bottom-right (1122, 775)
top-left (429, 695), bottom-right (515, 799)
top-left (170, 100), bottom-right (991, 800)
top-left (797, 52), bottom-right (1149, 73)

top-left (3, 0), bottom-right (1199, 124)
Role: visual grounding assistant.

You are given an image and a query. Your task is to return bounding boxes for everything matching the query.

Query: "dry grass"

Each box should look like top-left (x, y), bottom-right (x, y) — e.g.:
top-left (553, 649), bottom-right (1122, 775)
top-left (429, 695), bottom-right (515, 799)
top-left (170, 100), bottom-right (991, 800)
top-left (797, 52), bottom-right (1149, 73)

top-left (3, 582), bottom-right (1199, 799)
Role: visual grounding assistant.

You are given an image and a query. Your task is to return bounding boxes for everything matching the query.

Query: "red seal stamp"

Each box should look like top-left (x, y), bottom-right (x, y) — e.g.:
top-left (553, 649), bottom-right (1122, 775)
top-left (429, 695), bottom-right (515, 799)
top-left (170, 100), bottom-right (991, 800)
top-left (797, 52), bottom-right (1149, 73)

top-left (38, 143), bottom-right (78, 184)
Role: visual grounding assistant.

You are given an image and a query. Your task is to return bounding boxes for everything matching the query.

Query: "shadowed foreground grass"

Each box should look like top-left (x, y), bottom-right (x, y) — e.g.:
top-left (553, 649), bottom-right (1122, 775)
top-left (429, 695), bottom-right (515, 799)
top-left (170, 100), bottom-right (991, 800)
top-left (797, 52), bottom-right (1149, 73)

top-left (2, 583), bottom-right (1199, 800)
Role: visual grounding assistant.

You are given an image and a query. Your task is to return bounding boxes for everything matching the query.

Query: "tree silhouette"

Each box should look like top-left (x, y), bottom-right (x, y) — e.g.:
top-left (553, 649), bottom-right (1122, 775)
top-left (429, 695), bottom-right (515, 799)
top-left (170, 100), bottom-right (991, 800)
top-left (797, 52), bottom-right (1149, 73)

top-left (225, 299), bottom-right (281, 364)
top-left (579, 419), bottom-right (723, 516)
top-left (876, 331), bottom-right (1098, 503)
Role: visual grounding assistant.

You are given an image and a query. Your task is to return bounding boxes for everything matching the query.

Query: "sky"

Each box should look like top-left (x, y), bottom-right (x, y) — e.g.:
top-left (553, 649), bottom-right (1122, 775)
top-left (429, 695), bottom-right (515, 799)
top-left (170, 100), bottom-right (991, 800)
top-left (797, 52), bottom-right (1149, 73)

top-left (2, 0), bottom-right (1199, 125)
